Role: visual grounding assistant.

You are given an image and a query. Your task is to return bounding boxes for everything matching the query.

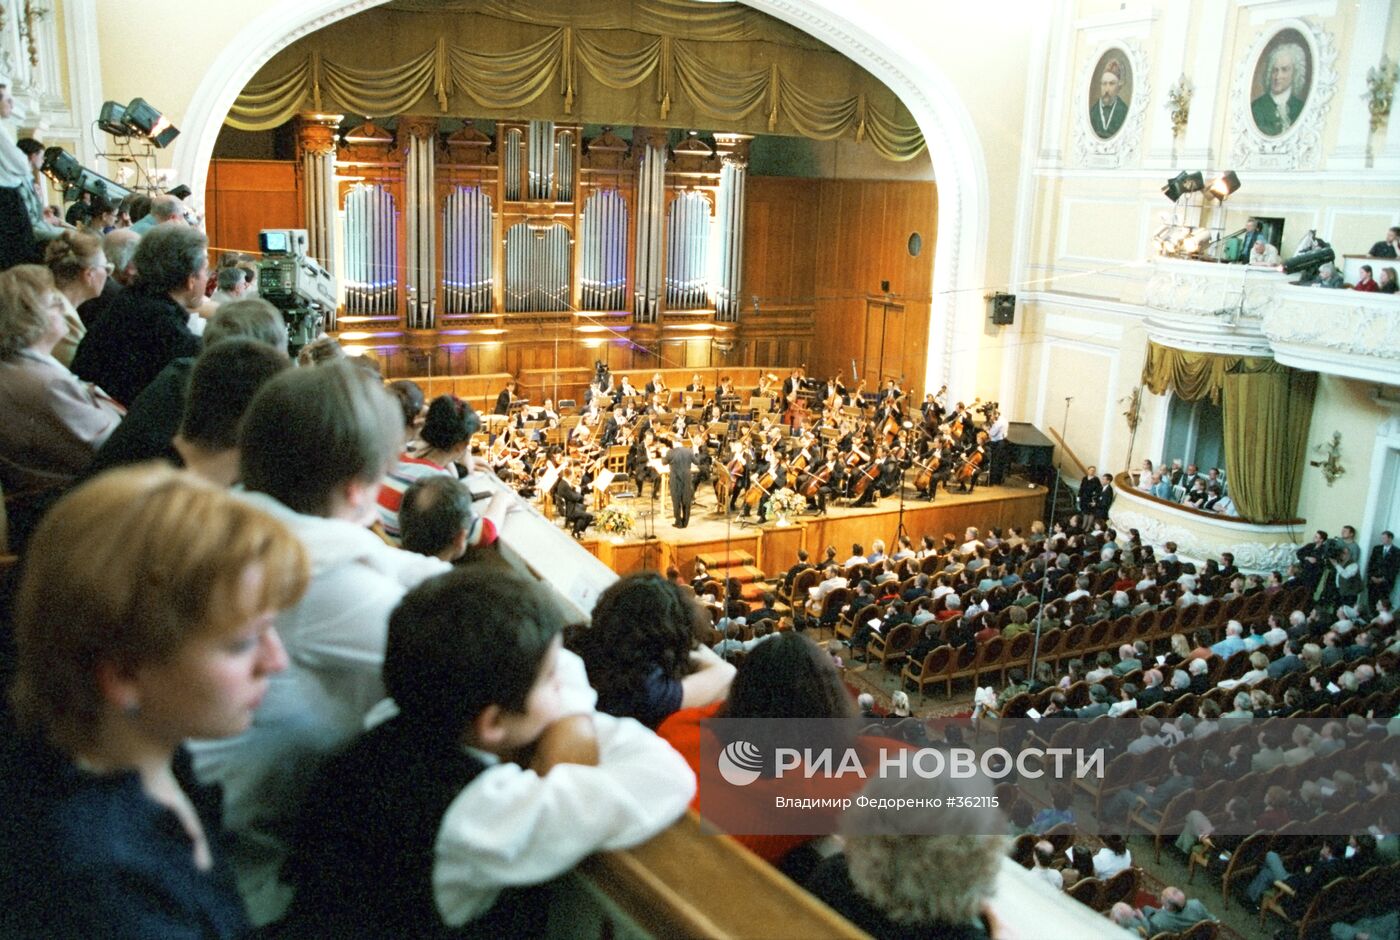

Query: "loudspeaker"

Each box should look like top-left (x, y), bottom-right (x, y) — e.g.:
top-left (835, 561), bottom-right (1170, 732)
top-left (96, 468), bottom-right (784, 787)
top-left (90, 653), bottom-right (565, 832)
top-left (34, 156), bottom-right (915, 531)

top-left (991, 292), bottom-right (1016, 325)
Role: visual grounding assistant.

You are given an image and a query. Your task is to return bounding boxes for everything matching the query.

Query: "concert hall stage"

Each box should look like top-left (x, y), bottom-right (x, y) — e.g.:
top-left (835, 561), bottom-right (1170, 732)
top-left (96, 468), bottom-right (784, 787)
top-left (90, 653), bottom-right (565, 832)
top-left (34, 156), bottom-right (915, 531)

top-left (580, 481), bottom-right (1048, 581)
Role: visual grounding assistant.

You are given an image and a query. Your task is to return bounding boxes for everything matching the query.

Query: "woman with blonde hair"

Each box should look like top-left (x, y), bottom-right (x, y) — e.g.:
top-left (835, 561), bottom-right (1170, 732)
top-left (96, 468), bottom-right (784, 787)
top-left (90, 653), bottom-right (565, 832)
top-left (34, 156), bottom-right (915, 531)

top-left (43, 230), bottom-right (107, 365)
top-left (0, 465), bottom-right (309, 937)
top-left (0, 264), bottom-right (123, 541)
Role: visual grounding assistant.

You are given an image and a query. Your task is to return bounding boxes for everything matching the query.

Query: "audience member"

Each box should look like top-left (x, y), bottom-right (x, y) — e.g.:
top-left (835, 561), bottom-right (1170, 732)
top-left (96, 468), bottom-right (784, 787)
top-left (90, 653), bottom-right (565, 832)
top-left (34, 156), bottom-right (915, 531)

top-left (70, 224), bottom-right (205, 406)
top-left (188, 360), bottom-right (452, 926)
top-left (281, 569), bottom-right (693, 936)
top-left (0, 466), bottom-right (308, 937)
top-left (571, 572), bottom-right (735, 729)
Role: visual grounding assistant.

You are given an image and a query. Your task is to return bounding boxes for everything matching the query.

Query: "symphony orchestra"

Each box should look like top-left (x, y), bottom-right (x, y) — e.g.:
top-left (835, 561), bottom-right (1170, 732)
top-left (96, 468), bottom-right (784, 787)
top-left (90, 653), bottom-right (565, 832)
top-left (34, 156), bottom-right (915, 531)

top-left (479, 363), bottom-right (1009, 533)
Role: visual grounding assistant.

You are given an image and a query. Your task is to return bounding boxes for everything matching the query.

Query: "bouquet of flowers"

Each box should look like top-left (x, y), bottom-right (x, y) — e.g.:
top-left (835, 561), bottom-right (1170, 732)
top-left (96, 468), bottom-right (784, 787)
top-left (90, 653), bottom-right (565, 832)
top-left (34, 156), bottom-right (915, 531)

top-left (596, 503), bottom-right (636, 536)
top-left (767, 487), bottom-right (808, 519)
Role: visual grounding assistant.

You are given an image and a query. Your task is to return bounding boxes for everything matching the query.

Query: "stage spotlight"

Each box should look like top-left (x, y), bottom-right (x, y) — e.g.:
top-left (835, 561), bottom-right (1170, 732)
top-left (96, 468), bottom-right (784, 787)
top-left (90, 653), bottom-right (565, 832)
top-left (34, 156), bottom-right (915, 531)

top-left (1207, 170), bottom-right (1241, 200)
top-left (122, 97), bottom-right (179, 148)
top-left (97, 100), bottom-right (130, 137)
top-left (41, 147), bottom-right (132, 202)
top-left (1281, 246), bottom-right (1334, 275)
top-left (1162, 173), bottom-right (1185, 202)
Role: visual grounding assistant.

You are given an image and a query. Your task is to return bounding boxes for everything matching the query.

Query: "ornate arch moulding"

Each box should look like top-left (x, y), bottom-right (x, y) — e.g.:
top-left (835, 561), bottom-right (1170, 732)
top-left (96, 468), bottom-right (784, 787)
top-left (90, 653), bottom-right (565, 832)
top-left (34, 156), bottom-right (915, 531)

top-left (1109, 487), bottom-right (1304, 575)
top-left (1229, 18), bottom-right (1338, 170)
top-left (1074, 39), bottom-right (1152, 169)
top-left (174, 0), bottom-right (990, 396)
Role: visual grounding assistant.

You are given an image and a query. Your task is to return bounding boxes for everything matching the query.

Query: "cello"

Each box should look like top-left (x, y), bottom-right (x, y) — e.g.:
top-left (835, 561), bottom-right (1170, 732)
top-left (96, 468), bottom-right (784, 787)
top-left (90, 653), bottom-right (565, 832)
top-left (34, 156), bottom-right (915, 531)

top-left (955, 432), bottom-right (987, 489)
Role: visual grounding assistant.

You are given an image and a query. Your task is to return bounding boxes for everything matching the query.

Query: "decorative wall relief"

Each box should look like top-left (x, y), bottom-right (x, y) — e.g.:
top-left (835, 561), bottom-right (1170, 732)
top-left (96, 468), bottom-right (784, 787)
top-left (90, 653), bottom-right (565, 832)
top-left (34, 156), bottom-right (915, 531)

top-left (1166, 74), bottom-right (1193, 139)
top-left (1230, 20), bottom-right (1337, 169)
top-left (1309, 431), bottom-right (1344, 487)
top-left (1075, 40), bottom-right (1150, 168)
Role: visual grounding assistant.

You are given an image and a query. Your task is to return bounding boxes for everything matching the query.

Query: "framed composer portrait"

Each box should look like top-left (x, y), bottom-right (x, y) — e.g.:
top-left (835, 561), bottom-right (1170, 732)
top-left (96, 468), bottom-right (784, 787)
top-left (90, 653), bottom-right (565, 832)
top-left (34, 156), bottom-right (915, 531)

top-left (1087, 48), bottom-right (1133, 140)
top-left (1248, 28), bottom-right (1313, 137)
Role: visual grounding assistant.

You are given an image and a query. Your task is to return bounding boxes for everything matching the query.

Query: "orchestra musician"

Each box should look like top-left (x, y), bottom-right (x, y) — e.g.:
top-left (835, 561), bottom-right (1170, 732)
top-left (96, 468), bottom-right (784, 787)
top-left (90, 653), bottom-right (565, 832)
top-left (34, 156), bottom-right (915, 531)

top-left (685, 372), bottom-right (706, 396)
top-left (618, 374), bottom-right (639, 398)
top-left (645, 372), bottom-right (668, 398)
top-left (553, 464), bottom-right (593, 538)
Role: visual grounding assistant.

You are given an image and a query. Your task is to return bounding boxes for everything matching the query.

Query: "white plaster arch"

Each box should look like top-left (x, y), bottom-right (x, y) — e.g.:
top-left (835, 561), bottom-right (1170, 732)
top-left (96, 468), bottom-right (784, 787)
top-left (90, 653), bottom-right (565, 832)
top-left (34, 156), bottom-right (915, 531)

top-left (171, 0), bottom-right (991, 395)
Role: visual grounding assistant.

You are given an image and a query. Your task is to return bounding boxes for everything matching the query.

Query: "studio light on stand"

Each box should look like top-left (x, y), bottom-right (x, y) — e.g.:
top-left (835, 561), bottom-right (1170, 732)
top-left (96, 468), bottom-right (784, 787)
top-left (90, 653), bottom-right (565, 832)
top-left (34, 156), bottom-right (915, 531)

top-left (1200, 171), bottom-right (1242, 260)
top-left (41, 146), bottom-right (131, 203)
top-left (1157, 171), bottom-right (1207, 258)
top-left (1281, 246), bottom-right (1334, 281)
top-left (121, 98), bottom-right (180, 148)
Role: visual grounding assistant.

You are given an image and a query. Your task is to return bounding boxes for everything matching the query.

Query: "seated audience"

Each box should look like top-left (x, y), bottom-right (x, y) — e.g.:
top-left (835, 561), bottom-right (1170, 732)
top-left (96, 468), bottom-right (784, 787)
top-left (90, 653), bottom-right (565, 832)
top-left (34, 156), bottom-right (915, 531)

top-left (398, 474), bottom-right (507, 562)
top-left (807, 771), bottom-right (1006, 939)
top-left (1355, 264), bottom-right (1380, 292)
top-left (375, 394), bottom-right (481, 544)
top-left (85, 298), bottom-right (290, 479)
top-left (282, 569), bottom-right (693, 936)
top-left (189, 360), bottom-right (452, 926)
top-left (0, 466), bottom-right (308, 938)
top-left (0, 264), bottom-right (123, 540)
top-left (572, 571), bottom-right (735, 728)
top-left (43, 230), bottom-right (106, 366)
top-left (70, 224), bottom-right (206, 406)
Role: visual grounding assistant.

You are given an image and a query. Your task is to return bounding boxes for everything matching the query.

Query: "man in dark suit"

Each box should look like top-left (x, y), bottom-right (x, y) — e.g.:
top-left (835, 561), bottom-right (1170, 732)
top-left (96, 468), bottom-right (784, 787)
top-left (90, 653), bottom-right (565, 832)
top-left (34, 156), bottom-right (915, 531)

top-left (553, 467), bottom-right (593, 538)
top-left (782, 549), bottom-right (813, 593)
top-left (1094, 472), bottom-right (1115, 519)
top-left (1367, 530), bottom-right (1398, 609)
top-left (666, 437), bottom-right (695, 528)
top-left (493, 379), bottom-right (518, 416)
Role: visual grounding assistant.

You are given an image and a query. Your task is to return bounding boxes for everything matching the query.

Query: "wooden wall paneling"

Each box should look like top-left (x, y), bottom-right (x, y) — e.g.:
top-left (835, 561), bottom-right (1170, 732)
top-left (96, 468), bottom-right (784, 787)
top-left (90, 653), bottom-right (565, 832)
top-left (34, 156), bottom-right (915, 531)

top-left (205, 160), bottom-right (299, 257)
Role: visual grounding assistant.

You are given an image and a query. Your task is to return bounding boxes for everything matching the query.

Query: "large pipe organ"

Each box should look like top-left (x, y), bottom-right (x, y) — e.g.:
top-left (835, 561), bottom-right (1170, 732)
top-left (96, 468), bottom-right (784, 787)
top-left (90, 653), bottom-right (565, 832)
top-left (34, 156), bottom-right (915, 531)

top-left (294, 115), bottom-right (765, 377)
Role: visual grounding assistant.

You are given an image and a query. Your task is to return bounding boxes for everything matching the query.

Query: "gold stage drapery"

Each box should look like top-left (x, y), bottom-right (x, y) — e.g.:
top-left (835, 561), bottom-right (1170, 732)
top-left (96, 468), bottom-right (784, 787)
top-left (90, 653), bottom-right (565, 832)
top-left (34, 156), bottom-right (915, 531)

top-left (1221, 361), bottom-right (1316, 524)
top-left (225, 0), bottom-right (925, 161)
top-left (1141, 342), bottom-right (1315, 523)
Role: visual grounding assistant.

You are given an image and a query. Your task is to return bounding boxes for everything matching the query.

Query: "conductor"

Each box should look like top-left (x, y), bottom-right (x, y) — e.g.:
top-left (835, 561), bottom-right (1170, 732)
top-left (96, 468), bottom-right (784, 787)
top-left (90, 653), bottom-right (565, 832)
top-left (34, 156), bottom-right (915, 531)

top-left (493, 378), bottom-right (518, 416)
top-left (667, 437), bottom-right (696, 528)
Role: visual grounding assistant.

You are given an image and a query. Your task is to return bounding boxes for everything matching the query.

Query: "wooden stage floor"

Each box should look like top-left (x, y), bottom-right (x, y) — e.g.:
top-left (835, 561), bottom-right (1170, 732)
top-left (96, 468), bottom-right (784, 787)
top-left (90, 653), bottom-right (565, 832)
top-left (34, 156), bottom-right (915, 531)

top-left (579, 478), bottom-right (1048, 580)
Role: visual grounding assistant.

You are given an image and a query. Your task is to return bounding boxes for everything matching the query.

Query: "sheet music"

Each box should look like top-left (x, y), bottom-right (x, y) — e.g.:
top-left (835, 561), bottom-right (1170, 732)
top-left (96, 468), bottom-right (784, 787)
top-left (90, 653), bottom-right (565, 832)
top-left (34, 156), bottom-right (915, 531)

top-left (592, 468), bottom-right (616, 492)
top-left (647, 458), bottom-right (668, 475)
top-left (539, 465), bottom-right (561, 495)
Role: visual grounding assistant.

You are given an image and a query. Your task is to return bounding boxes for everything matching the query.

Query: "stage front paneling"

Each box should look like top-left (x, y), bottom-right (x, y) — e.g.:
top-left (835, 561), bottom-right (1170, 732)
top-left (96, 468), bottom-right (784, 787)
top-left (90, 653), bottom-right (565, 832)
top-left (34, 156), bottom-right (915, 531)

top-left (597, 485), bottom-right (1045, 580)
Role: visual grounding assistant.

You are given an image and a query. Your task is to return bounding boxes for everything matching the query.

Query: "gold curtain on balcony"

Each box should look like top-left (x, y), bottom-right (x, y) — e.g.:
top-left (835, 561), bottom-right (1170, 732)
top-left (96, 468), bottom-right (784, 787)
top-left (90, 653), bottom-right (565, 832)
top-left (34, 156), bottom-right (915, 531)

top-left (223, 0), bottom-right (925, 161)
top-left (1142, 342), bottom-right (1315, 522)
top-left (1139, 341), bottom-right (1239, 404)
top-left (1221, 361), bottom-right (1316, 524)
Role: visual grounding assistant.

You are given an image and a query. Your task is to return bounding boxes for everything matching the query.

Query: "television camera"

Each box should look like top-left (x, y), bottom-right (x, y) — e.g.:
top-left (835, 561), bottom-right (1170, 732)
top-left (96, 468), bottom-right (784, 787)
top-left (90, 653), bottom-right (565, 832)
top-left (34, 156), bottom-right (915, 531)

top-left (255, 229), bottom-right (336, 355)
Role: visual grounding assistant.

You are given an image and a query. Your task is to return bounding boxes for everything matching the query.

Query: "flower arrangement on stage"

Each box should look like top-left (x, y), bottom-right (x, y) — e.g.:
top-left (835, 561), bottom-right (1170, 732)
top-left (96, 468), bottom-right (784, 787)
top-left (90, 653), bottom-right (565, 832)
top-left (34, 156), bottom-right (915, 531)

top-left (596, 503), bottom-right (637, 537)
top-left (767, 488), bottom-right (808, 523)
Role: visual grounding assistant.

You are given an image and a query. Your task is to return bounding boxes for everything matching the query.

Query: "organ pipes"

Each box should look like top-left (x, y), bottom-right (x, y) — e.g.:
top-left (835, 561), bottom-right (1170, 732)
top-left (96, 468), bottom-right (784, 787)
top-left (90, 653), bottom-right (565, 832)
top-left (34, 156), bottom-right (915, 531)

top-left (714, 157), bottom-right (747, 322)
top-left (405, 124), bottom-right (437, 329)
top-left (527, 120), bottom-right (554, 200)
top-left (580, 189), bottom-right (628, 311)
top-left (556, 131), bottom-right (574, 203)
top-left (344, 184), bottom-right (398, 317)
top-left (296, 113), bottom-right (342, 329)
top-left (506, 222), bottom-right (571, 312)
top-left (633, 141), bottom-right (666, 323)
top-left (504, 128), bottom-right (523, 200)
top-left (665, 191), bottom-right (711, 310)
top-left (442, 187), bottom-right (493, 315)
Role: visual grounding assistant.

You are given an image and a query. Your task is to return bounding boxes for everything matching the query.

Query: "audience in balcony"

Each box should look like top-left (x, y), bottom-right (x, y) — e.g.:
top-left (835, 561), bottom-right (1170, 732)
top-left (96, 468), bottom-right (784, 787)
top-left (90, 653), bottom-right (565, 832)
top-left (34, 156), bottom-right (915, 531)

top-left (1380, 266), bottom-right (1398, 294)
top-left (1354, 264), bottom-right (1380, 292)
top-left (1312, 261), bottom-right (1345, 288)
top-left (1368, 226), bottom-right (1400, 258)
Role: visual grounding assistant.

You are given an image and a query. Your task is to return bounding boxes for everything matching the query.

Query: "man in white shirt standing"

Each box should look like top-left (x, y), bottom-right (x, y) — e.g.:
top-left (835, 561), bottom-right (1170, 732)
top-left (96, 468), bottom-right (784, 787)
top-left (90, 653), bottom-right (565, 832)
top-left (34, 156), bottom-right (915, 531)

top-left (985, 408), bottom-right (1009, 485)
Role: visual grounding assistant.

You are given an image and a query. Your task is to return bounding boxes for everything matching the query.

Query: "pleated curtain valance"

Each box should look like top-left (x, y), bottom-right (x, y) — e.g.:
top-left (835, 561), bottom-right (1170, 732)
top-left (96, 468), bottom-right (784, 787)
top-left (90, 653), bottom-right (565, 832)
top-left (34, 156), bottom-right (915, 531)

top-left (226, 10), bottom-right (925, 161)
top-left (1140, 341), bottom-right (1316, 523)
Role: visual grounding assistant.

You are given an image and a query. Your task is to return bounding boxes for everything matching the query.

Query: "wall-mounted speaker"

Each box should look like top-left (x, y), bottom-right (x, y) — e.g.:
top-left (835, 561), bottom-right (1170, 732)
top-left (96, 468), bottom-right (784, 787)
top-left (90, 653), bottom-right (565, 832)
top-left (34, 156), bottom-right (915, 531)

top-left (990, 292), bottom-right (1016, 325)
